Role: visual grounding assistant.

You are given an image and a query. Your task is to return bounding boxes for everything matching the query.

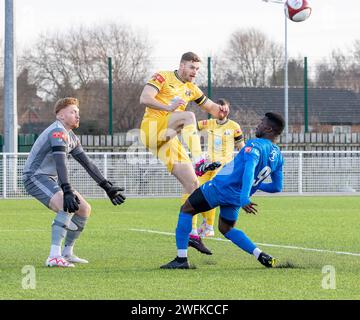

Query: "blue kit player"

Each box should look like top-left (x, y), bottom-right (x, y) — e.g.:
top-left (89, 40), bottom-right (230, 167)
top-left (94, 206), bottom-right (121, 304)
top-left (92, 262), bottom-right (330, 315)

top-left (161, 112), bottom-right (285, 269)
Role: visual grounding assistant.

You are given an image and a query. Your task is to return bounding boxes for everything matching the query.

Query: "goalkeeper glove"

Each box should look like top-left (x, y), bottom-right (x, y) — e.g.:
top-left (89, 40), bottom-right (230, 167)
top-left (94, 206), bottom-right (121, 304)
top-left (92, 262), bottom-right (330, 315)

top-left (99, 180), bottom-right (126, 205)
top-left (61, 183), bottom-right (80, 213)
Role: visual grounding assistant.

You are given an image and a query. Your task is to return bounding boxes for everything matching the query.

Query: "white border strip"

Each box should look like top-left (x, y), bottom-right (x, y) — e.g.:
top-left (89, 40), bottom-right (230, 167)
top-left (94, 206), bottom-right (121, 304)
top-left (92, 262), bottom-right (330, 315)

top-left (130, 228), bottom-right (360, 257)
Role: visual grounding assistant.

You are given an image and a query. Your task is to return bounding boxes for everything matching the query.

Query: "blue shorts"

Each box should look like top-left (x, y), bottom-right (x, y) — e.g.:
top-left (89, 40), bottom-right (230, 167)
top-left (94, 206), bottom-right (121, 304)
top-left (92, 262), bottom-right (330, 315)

top-left (200, 182), bottom-right (241, 222)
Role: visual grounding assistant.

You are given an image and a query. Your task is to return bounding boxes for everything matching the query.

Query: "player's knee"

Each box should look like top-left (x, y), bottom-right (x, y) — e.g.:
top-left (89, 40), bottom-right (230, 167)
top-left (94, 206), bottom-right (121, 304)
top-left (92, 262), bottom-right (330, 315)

top-left (218, 224), bottom-right (231, 236)
top-left (84, 202), bottom-right (91, 216)
top-left (85, 202), bottom-right (91, 215)
top-left (183, 111), bottom-right (196, 124)
top-left (78, 201), bottom-right (91, 217)
top-left (180, 200), bottom-right (196, 215)
top-left (185, 178), bottom-right (199, 193)
top-left (218, 217), bottom-right (233, 235)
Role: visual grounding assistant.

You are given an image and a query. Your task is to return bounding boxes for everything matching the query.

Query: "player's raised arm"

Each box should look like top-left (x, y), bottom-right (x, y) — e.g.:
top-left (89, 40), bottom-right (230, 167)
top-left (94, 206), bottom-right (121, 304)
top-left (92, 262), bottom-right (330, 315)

top-left (70, 146), bottom-right (126, 206)
top-left (201, 98), bottom-right (230, 120)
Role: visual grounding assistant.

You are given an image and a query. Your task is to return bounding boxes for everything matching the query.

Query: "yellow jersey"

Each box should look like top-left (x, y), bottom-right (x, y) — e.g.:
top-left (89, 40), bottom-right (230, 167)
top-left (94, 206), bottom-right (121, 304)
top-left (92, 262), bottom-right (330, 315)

top-left (198, 118), bottom-right (244, 164)
top-left (143, 70), bottom-right (208, 119)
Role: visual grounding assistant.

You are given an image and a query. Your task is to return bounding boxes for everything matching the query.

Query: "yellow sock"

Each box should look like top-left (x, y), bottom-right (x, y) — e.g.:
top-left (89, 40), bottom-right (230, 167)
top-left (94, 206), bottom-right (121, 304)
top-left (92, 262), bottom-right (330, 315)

top-left (181, 123), bottom-right (202, 160)
top-left (192, 215), bottom-right (198, 231)
top-left (206, 208), bottom-right (216, 227)
top-left (181, 193), bottom-right (189, 205)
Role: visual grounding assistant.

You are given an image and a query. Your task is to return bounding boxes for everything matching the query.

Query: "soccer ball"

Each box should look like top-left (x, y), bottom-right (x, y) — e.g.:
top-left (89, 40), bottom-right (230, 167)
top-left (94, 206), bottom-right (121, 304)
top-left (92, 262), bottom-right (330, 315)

top-left (284, 0), bottom-right (312, 22)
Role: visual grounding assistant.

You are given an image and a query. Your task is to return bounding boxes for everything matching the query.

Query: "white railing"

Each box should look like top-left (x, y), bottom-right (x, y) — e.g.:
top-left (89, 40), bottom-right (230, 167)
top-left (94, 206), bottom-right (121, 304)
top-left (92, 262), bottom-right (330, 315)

top-left (1, 151), bottom-right (360, 199)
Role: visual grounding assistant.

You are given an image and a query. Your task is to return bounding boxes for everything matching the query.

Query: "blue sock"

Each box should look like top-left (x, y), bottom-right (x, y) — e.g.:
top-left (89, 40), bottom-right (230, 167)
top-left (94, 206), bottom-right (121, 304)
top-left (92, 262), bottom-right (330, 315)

top-left (175, 212), bottom-right (193, 250)
top-left (224, 228), bottom-right (256, 255)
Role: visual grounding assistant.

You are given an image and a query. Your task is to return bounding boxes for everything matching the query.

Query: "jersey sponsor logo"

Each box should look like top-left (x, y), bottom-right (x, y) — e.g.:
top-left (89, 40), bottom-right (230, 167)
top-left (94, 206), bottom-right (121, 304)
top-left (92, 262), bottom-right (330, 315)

top-left (185, 89), bottom-right (192, 96)
top-left (224, 129), bottom-right (232, 136)
top-left (52, 131), bottom-right (68, 142)
top-left (151, 73), bottom-right (165, 84)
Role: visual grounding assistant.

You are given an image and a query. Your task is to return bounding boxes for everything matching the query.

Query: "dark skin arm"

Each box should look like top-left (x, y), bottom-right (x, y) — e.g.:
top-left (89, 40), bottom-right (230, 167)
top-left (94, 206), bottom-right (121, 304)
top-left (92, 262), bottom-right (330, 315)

top-left (242, 202), bottom-right (258, 215)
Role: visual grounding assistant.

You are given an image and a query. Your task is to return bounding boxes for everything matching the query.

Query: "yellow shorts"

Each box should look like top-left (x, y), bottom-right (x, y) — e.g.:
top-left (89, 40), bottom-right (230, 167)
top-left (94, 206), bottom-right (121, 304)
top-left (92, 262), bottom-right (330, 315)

top-left (140, 116), bottom-right (191, 172)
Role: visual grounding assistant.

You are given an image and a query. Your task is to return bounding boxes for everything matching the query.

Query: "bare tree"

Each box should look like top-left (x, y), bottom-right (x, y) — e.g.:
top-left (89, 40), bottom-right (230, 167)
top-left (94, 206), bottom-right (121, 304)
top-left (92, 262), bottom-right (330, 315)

top-left (89, 23), bottom-right (151, 85)
top-left (22, 23), bottom-right (152, 132)
top-left (194, 54), bottom-right (234, 88)
top-left (315, 42), bottom-right (360, 91)
top-left (222, 28), bottom-right (284, 87)
top-left (269, 57), bottom-right (312, 87)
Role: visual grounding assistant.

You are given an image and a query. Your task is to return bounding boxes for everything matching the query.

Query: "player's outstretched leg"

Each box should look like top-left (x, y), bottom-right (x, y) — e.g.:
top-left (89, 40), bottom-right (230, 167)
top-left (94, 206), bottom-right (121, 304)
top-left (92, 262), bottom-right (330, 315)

top-left (219, 216), bottom-right (277, 268)
top-left (188, 234), bottom-right (212, 255)
top-left (257, 252), bottom-right (277, 268)
top-left (189, 215), bottom-right (212, 254)
top-left (161, 212), bottom-right (194, 270)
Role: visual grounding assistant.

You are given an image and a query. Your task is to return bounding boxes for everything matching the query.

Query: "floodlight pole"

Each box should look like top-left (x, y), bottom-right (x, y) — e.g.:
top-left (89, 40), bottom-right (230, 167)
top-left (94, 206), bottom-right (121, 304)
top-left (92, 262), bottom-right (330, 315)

top-left (284, 14), bottom-right (289, 146)
top-left (4, 0), bottom-right (18, 153)
top-left (263, 0), bottom-right (289, 147)
top-left (207, 56), bottom-right (212, 119)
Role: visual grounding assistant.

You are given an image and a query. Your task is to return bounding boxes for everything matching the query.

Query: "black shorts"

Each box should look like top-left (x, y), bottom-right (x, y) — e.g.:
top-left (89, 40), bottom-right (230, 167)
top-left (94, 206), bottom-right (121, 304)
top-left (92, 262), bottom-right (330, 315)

top-left (188, 187), bottom-right (213, 213)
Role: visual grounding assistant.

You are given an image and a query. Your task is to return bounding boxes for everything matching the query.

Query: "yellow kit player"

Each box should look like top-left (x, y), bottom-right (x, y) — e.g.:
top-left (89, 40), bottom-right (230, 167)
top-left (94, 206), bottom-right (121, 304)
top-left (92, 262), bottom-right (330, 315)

top-left (139, 52), bottom-right (228, 254)
top-left (191, 99), bottom-right (245, 245)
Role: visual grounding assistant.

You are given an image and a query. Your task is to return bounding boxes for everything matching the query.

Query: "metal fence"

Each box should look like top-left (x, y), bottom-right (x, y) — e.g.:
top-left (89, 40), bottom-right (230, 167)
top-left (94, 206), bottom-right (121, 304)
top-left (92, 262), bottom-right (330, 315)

top-left (1, 151), bottom-right (360, 199)
top-left (77, 132), bottom-right (360, 152)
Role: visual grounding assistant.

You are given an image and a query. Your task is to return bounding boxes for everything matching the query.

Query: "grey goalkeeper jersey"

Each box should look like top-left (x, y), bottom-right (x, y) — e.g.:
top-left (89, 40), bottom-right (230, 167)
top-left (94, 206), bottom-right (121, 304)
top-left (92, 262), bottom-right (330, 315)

top-left (23, 120), bottom-right (80, 178)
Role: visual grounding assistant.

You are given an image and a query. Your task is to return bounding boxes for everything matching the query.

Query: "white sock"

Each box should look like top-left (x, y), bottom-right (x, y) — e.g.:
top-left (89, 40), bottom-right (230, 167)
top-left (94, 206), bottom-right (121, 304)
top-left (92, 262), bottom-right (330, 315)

top-left (190, 229), bottom-right (198, 236)
top-left (253, 248), bottom-right (262, 259)
top-left (177, 249), bottom-right (188, 258)
top-left (62, 245), bottom-right (74, 257)
top-left (194, 153), bottom-right (206, 164)
top-left (49, 245), bottom-right (62, 258)
top-left (205, 224), bottom-right (214, 231)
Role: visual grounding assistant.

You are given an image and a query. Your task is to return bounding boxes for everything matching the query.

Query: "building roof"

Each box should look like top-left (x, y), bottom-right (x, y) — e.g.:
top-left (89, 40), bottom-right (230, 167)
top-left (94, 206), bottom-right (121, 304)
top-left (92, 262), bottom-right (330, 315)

top-left (203, 87), bottom-right (360, 125)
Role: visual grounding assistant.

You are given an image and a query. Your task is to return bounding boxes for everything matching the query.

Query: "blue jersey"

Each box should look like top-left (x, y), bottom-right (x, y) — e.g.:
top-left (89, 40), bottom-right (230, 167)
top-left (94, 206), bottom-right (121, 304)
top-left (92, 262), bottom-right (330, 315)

top-left (202, 138), bottom-right (284, 207)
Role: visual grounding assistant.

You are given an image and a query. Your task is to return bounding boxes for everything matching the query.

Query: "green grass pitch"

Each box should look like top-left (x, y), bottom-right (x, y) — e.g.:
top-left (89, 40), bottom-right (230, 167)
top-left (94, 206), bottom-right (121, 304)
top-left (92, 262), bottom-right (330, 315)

top-left (0, 196), bottom-right (359, 300)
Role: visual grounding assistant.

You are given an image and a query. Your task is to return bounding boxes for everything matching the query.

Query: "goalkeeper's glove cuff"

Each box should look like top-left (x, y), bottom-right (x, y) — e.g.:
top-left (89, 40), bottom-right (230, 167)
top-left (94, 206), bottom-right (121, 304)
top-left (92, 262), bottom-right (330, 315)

top-left (99, 180), bottom-right (112, 192)
top-left (61, 183), bottom-right (74, 193)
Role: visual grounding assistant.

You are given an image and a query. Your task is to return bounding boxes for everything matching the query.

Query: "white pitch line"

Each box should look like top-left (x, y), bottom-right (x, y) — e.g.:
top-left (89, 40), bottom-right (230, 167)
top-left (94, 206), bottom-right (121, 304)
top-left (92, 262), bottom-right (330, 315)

top-left (130, 228), bottom-right (360, 257)
top-left (0, 229), bottom-right (47, 232)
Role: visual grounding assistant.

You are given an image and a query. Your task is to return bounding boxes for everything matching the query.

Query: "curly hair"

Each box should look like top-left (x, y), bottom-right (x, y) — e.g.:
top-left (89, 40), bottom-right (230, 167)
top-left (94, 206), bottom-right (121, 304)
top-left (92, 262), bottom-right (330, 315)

top-left (54, 97), bottom-right (79, 114)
